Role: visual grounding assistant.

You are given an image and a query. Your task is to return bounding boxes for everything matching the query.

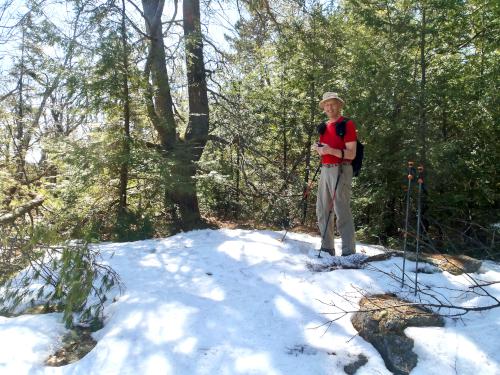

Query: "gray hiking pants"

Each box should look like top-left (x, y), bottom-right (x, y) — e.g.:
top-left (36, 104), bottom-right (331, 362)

top-left (316, 164), bottom-right (356, 255)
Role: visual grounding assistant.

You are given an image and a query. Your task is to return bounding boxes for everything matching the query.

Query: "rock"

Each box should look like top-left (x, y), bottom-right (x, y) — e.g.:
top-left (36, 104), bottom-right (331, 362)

top-left (309, 251), bottom-right (481, 276)
top-left (424, 254), bottom-right (481, 275)
top-left (364, 251), bottom-right (482, 275)
top-left (351, 294), bottom-right (444, 375)
top-left (344, 353), bottom-right (368, 374)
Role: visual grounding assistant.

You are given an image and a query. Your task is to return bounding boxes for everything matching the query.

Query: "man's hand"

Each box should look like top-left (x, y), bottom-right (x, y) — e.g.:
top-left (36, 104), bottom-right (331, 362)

top-left (313, 143), bottom-right (333, 156)
top-left (312, 142), bottom-right (324, 155)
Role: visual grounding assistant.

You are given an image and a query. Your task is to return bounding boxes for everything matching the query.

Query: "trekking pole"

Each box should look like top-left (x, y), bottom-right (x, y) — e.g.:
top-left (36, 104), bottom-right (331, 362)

top-left (414, 165), bottom-right (424, 295)
top-left (317, 166), bottom-right (342, 258)
top-left (401, 161), bottom-right (416, 287)
top-left (280, 162), bottom-right (322, 242)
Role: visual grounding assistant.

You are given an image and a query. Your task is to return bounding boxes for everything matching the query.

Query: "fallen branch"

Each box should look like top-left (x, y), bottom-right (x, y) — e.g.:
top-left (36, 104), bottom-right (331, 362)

top-left (0, 196), bottom-right (45, 224)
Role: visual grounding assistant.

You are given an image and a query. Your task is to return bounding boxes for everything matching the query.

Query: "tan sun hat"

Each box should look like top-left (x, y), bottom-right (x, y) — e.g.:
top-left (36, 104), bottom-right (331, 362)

top-left (319, 92), bottom-right (345, 108)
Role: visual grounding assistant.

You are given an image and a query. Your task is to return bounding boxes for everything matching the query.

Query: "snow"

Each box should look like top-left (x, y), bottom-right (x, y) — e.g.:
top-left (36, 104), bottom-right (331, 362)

top-left (0, 313), bottom-right (66, 374)
top-left (1, 228), bottom-right (499, 374)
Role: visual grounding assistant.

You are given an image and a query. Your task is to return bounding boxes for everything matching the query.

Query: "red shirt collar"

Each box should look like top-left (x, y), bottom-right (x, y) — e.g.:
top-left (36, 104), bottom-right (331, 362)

top-left (327, 116), bottom-right (344, 125)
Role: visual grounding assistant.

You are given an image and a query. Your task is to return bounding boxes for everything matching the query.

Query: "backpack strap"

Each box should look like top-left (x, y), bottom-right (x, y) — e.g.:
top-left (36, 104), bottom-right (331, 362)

top-left (336, 118), bottom-right (350, 161)
top-left (317, 121), bottom-right (327, 135)
top-left (335, 117), bottom-right (349, 138)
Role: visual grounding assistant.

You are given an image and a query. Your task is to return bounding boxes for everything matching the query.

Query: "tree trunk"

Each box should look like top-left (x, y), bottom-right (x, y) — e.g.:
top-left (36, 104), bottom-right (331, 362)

top-left (119, 0), bottom-right (131, 214)
top-left (171, 0), bottom-right (209, 228)
top-left (302, 78), bottom-right (316, 224)
top-left (280, 67), bottom-right (288, 185)
top-left (183, 0), bottom-right (209, 156)
top-left (140, 0), bottom-right (210, 229)
top-left (235, 137), bottom-right (241, 219)
top-left (15, 25), bottom-right (28, 183)
top-left (142, 0), bottom-right (176, 150)
top-left (167, 155), bottom-right (202, 229)
top-left (418, 5), bottom-right (427, 164)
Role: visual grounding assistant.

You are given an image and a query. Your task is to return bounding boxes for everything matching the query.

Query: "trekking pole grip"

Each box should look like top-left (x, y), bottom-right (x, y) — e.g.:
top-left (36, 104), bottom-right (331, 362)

top-left (417, 165), bottom-right (424, 184)
top-left (407, 161), bottom-right (415, 181)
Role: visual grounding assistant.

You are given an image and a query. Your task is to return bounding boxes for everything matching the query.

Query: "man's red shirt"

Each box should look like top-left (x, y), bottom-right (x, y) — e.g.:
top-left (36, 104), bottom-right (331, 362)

top-left (319, 116), bottom-right (357, 164)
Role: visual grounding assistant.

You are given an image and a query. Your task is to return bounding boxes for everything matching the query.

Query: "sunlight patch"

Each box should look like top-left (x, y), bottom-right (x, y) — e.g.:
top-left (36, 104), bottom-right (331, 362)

top-left (166, 263), bottom-right (180, 273)
top-left (407, 327), bottom-right (500, 374)
top-left (122, 311), bottom-right (143, 330)
top-left (202, 285), bottom-right (225, 301)
top-left (95, 337), bottom-right (131, 368)
top-left (244, 245), bottom-right (285, 264)
top-left (274, 296), bottom-right (300, 319)
top-left (144, 354), bottom-right (172, 374)
top-left (0, 314), bottom-right (66, 370)
top-left (234, 351), bottom-right (279, 374)
top-left (217, 241), bottom-right (244, 260)
top-left (243, 231), bottom-right (280, 245)
top-left (174, 337), bottom-right (198, 354)
top-left (217, 238), bottom-right (285, 265)
top-left (187, 274), bottom-right (226, 301)
top-left (144, 304), bottom-right (197, 344)
top-left (180, 265), bottom-right (191, 273)
top-left (139, 254), bottom-right (162, 268)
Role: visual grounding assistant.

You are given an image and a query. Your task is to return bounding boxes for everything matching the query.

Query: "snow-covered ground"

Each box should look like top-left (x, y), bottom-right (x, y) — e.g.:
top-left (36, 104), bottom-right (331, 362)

top-left (1, 229), bottom-right (499, 374)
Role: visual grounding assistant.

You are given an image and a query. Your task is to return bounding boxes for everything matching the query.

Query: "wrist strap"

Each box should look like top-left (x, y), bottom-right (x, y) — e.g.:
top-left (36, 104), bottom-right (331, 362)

top-left (341, 149), bottom-right (344, 160)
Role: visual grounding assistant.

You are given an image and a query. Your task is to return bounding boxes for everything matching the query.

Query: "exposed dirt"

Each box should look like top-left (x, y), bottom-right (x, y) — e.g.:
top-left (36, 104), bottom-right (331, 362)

top-left (45, 326), bottom-right (97, 367)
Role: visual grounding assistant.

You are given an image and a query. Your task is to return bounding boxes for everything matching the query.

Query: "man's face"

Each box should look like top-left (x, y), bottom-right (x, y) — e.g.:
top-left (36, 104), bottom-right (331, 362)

top-left (322, 99), bottom-right (342, 118)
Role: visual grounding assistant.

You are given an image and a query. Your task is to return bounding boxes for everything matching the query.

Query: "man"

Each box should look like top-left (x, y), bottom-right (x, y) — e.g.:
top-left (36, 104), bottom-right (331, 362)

top-left (313, 92), bottom-right (357, 256)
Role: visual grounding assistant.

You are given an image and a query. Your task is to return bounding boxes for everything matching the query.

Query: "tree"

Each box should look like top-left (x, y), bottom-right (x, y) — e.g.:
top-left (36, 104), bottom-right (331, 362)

top-left (140, 0), bottom-right (209, 229)
top-left (118, 0), bottom-right (132, 216)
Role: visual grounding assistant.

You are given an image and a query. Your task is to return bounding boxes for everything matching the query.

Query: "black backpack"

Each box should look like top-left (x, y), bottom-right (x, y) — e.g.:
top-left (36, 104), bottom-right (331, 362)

top-left (317, 118), bottom-right (364, 177)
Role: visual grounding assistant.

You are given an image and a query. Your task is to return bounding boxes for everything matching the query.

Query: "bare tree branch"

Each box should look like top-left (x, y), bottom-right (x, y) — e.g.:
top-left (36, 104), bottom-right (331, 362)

top-left (0, 195), bottom-right (45, 224)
